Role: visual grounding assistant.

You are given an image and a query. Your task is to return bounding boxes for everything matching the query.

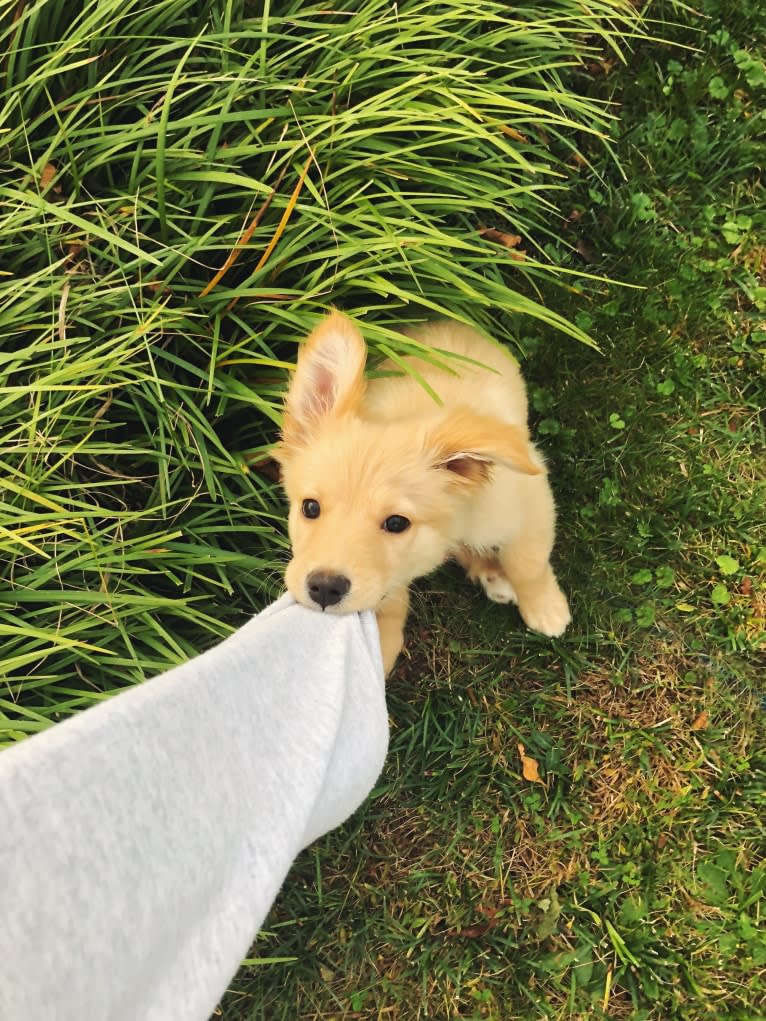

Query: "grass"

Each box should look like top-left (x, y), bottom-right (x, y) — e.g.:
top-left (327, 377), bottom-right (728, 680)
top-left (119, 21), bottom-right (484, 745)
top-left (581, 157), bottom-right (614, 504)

top-left (216, 2), bottom-right (765, 1019)
top-left (0, 0), bottom-right (644, 738)
top-left (2, 0), bottom-right (764, 1018)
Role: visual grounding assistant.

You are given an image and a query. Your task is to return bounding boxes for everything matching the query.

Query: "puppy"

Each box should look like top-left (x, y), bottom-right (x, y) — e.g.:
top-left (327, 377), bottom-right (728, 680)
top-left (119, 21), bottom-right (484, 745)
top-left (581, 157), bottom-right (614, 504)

top-left (275, 312), bottom-right (571, 674)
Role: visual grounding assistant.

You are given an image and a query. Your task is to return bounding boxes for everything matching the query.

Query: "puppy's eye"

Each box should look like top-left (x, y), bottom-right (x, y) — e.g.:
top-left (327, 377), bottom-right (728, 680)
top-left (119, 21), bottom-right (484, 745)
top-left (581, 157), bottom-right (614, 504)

top-left (382, 514), bottom-right (411, 534)
top-left (302, 499), bottom-right (321, 519)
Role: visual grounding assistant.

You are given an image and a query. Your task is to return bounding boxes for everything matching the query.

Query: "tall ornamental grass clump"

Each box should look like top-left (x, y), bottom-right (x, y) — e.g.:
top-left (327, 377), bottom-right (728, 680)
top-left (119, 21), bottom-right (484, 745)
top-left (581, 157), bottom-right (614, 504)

top-left (0, 0), bottom-right (643, 740)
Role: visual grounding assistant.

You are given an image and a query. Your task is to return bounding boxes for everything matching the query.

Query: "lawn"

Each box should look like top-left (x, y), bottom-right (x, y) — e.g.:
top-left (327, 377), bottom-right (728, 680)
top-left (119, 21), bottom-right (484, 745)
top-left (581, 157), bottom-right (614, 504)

top-left (218, 4), bottom-right (766, 1019)
top-left (2, 0), bottom-right (764, 1019)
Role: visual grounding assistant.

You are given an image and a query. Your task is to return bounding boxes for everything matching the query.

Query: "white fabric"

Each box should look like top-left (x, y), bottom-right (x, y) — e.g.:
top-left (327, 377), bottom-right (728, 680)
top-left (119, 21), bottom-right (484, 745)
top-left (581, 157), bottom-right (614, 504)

top-left (0, 595), bottom-right (387, 1021)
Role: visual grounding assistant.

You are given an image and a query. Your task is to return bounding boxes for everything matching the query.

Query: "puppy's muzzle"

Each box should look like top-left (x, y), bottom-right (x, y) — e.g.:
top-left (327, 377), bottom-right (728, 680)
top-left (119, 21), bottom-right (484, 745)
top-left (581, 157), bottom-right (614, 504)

top-left (306, 571), bottom-right (351, 610)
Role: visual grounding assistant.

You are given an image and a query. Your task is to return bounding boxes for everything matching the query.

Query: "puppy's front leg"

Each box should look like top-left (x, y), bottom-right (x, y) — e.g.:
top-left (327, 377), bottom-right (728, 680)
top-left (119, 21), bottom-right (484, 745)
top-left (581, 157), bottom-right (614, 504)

top-left (499, 533), bottom-right (570, 638)
top-left (375, 587), bottom-right (410, 676)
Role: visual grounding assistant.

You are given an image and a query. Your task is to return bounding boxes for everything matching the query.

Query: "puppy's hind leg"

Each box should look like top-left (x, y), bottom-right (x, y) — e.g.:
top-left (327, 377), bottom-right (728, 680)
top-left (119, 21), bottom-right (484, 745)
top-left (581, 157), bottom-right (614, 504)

top-left (456, 548), bottom-right (518, 606)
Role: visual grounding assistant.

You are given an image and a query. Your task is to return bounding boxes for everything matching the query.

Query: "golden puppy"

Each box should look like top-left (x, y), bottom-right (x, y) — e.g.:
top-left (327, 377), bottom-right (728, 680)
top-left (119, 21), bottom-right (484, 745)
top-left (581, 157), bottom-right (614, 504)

top-left (275, 312), bottom-right (571, 673)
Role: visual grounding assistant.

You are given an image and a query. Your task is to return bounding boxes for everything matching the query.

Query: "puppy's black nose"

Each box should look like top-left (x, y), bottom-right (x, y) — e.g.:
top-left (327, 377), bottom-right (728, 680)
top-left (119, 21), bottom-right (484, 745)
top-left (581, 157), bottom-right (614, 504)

top-left (307, 571), bottom-right (351, 610)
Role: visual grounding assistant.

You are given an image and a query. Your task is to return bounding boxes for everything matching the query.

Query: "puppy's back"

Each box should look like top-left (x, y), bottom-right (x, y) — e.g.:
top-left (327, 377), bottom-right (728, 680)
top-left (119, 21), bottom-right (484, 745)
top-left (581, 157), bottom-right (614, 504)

top-left (365, 320), bottom-right (528, 427)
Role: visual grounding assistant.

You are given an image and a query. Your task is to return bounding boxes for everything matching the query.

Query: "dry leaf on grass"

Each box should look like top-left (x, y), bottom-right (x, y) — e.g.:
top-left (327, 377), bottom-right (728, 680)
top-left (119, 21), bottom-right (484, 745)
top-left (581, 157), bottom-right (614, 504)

top-left (517, 742), bottom-right (544, 784)
top-left (499, 125), bottom-right (529, 144)
top-left (575, 238), bottom-right (597, 264)
top-left (586, 59), bottom-right (617, 76)
top-left (691, 711), bottom-right (709, 731)
top-left (478, 224), bottom-right (522, 249)
top-left (39, 162), bottom-right (60, 192)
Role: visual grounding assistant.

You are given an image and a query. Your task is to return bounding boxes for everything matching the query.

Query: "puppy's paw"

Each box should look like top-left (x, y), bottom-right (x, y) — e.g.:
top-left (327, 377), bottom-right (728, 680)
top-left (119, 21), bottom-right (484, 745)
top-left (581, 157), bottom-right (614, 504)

top-left (479, 571), bottom-right (518, 605)
top-left (519, 586), bottom-right (571, 637)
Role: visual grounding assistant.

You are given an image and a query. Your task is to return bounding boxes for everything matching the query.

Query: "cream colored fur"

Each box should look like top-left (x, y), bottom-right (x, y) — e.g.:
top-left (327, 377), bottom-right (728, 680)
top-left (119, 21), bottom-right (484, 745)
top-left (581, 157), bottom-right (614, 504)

top-left (275, 312), bottom-right (571, 674)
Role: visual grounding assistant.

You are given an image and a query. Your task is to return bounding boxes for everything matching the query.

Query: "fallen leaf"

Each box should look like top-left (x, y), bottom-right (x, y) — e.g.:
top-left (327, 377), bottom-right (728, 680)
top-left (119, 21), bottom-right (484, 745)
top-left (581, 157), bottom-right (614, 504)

top-left (65, 241), bottom-right (85, 261)
top-left (517, 742), bottom-right (544, 784)
top-left (586, 59), bottom-right (617, 76)
top-left (499, 125), bottom-right (528, 144)
top-left (575, 238), bottom-right (597, 264)
top-left (739, 576), bottom-right (752, 596)
top-left (40, 162), bottom-right (59, 191)
top-left (691, 711), bottom-right (709, 731)
top-left (478, 224), bottom-right (522, 249)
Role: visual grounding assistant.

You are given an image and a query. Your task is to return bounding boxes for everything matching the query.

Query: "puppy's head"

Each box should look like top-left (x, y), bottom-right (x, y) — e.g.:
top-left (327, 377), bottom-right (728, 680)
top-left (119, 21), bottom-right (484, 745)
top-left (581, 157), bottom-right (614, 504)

top-left (275, 312), bottom-right (540, 613)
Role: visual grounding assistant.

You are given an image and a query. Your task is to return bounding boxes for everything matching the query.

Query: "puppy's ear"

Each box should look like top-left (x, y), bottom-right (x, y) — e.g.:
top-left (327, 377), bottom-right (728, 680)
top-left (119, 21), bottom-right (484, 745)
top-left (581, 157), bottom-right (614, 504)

top-left (429, 409), bottom-right (542, 482)
top-left (279, 311), bottom-right (367, 452)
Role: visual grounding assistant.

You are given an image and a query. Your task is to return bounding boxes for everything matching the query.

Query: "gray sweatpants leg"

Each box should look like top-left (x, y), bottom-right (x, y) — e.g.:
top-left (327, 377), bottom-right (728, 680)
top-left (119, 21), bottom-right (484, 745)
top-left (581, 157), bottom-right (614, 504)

top-left (0, 595), bottom-right (387, 1021)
